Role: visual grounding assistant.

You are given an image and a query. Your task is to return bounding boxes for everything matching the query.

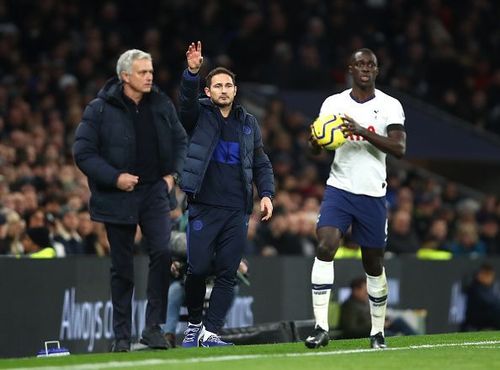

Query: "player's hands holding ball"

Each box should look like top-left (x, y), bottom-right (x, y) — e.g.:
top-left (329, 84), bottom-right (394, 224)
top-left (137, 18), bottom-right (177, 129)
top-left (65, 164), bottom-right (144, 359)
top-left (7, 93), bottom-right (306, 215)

top-left (341, 114), bottom-right (365, 137)
top-left (186, 41), bottom-right (203, 74)
top-left (308, 126), bottom-right (322, 152)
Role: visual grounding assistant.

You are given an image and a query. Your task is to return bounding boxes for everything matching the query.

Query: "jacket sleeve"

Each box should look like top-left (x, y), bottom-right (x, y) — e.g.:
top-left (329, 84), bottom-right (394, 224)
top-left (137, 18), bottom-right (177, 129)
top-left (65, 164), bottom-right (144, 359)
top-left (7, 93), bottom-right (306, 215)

top-left (166, 98), bottom-right (188, 176)
top-left (72, 101), bottom-right (121, 188)
top-left (252, 117), bottom-right (275, 198)
top-left (179, 69), bottom-right (201, 134)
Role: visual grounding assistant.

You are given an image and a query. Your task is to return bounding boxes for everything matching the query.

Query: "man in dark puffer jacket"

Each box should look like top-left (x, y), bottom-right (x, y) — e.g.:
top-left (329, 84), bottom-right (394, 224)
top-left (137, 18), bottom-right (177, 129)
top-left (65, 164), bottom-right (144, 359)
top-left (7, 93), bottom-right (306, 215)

top-left (179, 41), bottom-right (274, 347)
top-left (73, 49), bottom-right (187, 352)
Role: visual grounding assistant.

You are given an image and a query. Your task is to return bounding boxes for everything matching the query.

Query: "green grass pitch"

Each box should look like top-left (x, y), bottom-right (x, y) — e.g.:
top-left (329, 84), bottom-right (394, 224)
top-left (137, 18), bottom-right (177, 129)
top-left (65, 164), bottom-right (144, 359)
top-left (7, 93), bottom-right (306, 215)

top-left (1, 331), bottom-right (499, 369)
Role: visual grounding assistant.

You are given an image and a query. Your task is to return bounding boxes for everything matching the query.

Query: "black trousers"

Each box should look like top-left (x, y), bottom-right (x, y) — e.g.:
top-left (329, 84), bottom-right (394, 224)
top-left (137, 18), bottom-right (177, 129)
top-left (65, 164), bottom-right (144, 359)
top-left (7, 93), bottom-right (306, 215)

top-left (105, 181), bottom-right (172, 341)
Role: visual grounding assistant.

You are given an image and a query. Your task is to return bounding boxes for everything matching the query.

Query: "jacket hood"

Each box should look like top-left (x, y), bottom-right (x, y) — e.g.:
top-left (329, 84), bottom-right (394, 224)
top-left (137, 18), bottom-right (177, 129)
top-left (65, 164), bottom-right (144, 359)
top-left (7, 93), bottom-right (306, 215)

top-left (97, 77), bottom-right (123, 102)
top-left (97, 77), bottom-right (164, 108)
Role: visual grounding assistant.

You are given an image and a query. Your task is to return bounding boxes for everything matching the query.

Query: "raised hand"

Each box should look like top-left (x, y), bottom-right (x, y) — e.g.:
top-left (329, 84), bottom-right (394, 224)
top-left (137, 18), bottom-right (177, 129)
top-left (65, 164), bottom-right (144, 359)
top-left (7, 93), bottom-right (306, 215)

top-left (186, 41), bottom-right (203, 74)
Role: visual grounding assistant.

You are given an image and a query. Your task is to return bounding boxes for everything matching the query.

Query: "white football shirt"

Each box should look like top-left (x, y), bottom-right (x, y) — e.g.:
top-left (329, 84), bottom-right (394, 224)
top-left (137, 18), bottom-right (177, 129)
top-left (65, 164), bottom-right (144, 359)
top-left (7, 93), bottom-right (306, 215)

top-left (319, 88), bottom-right (405, 197)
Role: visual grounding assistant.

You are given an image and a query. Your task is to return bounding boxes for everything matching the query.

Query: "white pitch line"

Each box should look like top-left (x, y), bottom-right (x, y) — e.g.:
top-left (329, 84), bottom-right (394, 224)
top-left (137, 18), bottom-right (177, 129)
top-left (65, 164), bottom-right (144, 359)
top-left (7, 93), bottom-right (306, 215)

top-left (8, 340), bottom-right (500, 370)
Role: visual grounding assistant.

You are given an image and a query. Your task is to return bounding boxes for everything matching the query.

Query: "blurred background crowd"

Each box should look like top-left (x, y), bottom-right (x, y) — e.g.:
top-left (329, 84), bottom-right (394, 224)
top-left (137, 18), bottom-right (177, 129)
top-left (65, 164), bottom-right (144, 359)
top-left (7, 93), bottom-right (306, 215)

top-left (1, 0), bottom-right (499, 259)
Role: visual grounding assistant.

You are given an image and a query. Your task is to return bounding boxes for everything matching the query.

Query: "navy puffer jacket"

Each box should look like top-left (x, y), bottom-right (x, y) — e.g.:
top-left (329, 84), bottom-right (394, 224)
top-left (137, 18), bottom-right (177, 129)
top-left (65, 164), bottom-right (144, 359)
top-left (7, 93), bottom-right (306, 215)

top-left (73, 78), bottom-right (187, 224)
top-left (179, 70), bottom-right (274, 214)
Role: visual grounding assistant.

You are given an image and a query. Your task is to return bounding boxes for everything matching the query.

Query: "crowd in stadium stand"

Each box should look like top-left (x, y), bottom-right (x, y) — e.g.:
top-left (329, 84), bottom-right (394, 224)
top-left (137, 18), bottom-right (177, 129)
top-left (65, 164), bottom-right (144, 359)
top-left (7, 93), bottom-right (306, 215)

top-left (0, 0), bottom-right (499, 258)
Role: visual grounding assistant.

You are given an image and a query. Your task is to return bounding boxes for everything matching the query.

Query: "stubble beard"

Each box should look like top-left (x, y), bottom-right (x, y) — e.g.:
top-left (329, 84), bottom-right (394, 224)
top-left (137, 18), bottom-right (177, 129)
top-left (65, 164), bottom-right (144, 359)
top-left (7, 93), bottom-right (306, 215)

top-left (213, 98), bottom-right (232, 108)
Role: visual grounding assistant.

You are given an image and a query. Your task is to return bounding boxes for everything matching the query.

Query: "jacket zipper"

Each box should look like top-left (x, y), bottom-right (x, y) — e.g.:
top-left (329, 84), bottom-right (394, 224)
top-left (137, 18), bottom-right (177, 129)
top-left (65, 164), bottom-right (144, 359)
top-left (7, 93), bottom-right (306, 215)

top-left (238, 119), bottom-right (248, 212)
top-left (193, 113), bottom-right (221, 197)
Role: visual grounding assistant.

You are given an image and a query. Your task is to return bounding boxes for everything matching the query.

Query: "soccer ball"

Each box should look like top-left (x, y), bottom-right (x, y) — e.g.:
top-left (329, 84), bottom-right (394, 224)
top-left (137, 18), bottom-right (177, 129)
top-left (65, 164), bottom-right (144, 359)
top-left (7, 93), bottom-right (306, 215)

top-left (311, 114), bottom-right (347, 150)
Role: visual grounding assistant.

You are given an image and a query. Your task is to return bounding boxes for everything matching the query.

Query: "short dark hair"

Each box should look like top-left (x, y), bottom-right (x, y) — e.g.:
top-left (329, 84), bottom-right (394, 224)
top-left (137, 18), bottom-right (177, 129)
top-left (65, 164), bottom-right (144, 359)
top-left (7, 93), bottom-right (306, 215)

top-left (350, 48), bottom-right (377, 65)
top-left (205, 67), bottom-right (236, 87)
top-left (479, 263), bottom-right (495, 274)
top-left (26, 227), bottom-right (51, 248)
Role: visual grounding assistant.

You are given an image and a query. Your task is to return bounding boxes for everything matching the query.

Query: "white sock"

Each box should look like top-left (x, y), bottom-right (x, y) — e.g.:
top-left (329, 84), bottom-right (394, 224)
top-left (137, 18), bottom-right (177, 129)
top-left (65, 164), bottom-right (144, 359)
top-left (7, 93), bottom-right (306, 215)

top-left (311, 258), bottom-right (334, 331)
top-left (366, 268), bottom-right (388, 336)
top-left (203, 329), bottom-right (217, 341)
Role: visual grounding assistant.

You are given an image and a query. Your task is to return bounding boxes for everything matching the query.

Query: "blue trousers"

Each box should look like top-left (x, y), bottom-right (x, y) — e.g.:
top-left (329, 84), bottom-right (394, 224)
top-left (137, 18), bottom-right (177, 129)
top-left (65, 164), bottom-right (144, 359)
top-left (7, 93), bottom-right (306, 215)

top-left (105, 180), bottom-right (171, 341)
top-left (184, 204), bottom-right (247, 333)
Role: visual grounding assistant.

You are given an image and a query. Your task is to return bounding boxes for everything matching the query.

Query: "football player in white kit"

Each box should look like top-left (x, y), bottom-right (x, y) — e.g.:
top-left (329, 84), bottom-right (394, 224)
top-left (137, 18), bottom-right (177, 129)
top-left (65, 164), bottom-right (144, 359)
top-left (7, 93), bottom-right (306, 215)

top-left (305, 48), bottom-right (406, 349)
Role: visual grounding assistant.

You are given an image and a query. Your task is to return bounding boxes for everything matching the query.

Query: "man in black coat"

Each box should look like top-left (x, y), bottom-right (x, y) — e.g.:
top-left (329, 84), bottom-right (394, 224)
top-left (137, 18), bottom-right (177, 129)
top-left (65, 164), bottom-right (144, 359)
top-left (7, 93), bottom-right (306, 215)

top-left (73, 49), bottom-right (187, 352)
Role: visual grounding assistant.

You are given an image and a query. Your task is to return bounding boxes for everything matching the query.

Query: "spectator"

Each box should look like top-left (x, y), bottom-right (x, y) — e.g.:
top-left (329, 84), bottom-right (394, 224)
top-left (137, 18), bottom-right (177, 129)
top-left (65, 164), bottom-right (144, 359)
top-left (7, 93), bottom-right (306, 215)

top-left (441, 182), bottom-right (461, 208)
top-left (0, 210), bottom-right (24, 256)
top-left (26, 208), bottom-right (47, 228)
top-left (395, 186), bottom-right (415, 214)
top-left (45, 212), bottom-right (66, 257)
top-left (462, 263), bottom-right (500, 331)
top-left (417, 218), bottom-right (452, 260)
top-left (449, 223), bottom-right (487, 257)
top-left (413, 193), bottom-right (441, 241)
top-left (386, 209), bottom-right (420, 255)
top-left (163, 230), bottom-right (188, 348)
top-left (479, 216), bottom-right (500, 255)
top-left (53, 209), bottom-right (84, 255)
top-left (256, 208), bottom-right (303, 256)
top-left (21, 227), bottom-right (56, 259)
top-left (339, 277), bottom-right (416, 339)
top-left (77, 210), bottom-right (100, 255)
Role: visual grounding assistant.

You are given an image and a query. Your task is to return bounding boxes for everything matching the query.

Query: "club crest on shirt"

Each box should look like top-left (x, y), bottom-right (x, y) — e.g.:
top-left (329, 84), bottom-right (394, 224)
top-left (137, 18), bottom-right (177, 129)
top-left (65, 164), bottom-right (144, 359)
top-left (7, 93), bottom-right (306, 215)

top-left (192, 220), bottom-right (203, 231)
top-left (243, 125), bottom-right (252, 135)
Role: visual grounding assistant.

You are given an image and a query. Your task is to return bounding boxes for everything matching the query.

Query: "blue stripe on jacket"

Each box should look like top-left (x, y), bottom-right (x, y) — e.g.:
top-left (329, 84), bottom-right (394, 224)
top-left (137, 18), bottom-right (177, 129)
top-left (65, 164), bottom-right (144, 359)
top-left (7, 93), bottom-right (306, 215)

top-left (212, 140), bottom-right (241, 165)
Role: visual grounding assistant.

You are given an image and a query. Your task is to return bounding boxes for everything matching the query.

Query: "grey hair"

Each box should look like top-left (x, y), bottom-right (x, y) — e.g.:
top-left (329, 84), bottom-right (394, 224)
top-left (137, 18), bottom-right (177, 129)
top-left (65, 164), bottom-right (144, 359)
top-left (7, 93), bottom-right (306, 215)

top-left (116, 49), bottom-right (152, 81)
